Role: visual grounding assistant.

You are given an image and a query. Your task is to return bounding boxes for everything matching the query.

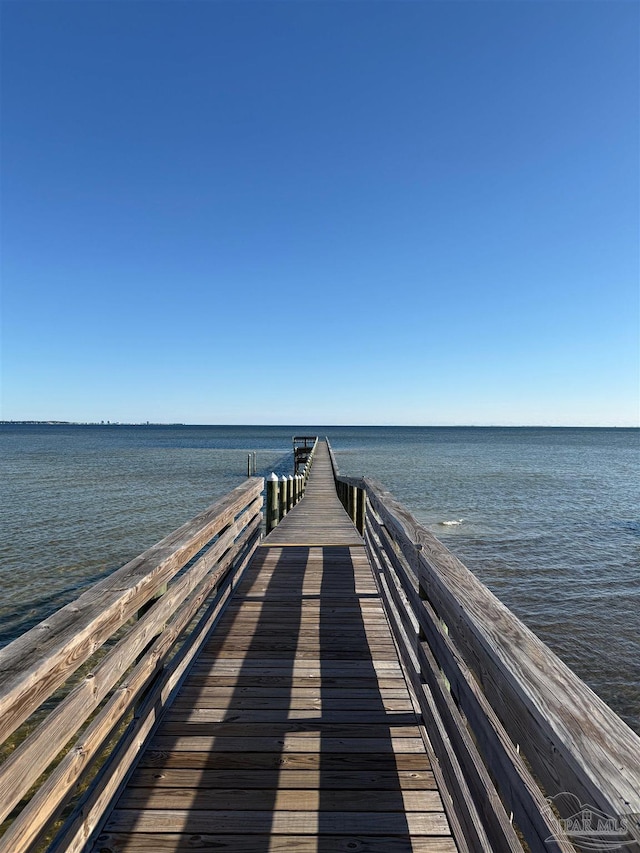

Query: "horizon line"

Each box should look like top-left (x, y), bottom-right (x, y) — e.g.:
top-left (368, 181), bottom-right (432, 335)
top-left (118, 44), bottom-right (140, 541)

top-left (2, 420), bottom-right (638, 430)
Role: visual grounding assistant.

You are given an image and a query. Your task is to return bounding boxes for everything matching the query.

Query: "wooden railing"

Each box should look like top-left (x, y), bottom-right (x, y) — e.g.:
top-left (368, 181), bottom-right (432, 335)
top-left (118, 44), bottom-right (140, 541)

top-left (292, 434), bottom-right (318, 475)
top-left (327, 440), bottom-right (640, 853)
top-left (0, 477), bottom-right (264, 853)
top-left (299, 435), bottom-right (318, 488)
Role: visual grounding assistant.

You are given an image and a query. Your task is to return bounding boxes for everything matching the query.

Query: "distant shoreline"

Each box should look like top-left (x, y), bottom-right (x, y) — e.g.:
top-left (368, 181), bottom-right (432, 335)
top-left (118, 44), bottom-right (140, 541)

top-left (0, 420), bottom-right (185, 426)
top-left (1, 421), bottom-right (637, 430)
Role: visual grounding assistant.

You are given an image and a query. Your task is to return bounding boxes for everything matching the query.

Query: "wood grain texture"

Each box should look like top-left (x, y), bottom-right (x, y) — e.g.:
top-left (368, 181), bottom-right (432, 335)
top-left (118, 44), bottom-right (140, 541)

top-left (93, 833), bottom-right (457, 852)
top-left (105, 809), bottom-right (452, 835)
top-left (127, 768), bottom-right (438, 789)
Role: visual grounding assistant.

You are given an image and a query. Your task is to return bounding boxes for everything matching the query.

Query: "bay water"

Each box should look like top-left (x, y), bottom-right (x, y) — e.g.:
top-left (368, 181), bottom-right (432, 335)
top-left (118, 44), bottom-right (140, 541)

top-left (1, 424), bottom-right (638, 732)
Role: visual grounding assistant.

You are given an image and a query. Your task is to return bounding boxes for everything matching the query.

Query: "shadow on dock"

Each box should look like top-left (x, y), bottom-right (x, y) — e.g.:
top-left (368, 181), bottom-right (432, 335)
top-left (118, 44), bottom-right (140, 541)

top-left (98, 544), bottom-right (419, 850)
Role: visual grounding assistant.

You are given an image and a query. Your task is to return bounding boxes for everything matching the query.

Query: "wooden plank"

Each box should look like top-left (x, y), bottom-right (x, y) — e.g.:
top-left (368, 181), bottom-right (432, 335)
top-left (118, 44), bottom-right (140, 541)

top-left (200, 640), bottom-right (398, 651)
top-left (177, 676), bottom-right (410, 690)
top-left (172, 685), bottom-right (411, 699)
top-left (164, 709), bottom-right (419, 723)
top-left (168, 698), bottom-right (413, 712)
top-left (105, 809), bottom-right (452, 835)
top-left (126, 768), bottom-right (437, 789)
top-left (115, 788), bottom-right (444, 812)
top-left (202, 645), bottom-right (397, 656)
top-left (148, 735), bottom-right (427, 753)
top-left (155, 722), bottom-right (423, 738)
top-left (137, 752), bottom-right (433, 771)
top-left (188, 662), bottom-right (403, 676)
top-left (94, 833), bottom-right (458, 852)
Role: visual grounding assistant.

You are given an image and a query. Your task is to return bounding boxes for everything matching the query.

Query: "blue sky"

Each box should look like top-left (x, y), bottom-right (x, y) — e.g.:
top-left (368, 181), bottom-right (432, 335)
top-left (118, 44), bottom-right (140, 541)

top-left (1, 1), bottom-right (638, 425)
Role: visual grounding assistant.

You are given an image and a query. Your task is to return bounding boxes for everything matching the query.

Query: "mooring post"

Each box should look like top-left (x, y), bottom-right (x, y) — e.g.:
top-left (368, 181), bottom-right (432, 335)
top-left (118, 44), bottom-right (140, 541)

top-left (356, 488), bottom-right (365, 535)
top-left (267, 472), bottom-right (279, 533)
top-left (287, 475), bottom-right (294, 512)
top-left (280, 475), bottom-right (288, 520)
top-left (247, 454), bottom-right (252, 477)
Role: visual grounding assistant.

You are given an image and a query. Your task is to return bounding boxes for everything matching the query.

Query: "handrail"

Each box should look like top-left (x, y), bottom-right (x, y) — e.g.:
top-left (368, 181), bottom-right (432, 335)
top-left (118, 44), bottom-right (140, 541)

top-left (293, 435), bottom-right (318, 476)
top-left (326, 439), bottom-right (640, 852)
top-left (0, 476), bottom-right (264, 853)
top-left (301, 436), bottom-right (318, 486)
top-left (326, 437), bottom-right (365, 533)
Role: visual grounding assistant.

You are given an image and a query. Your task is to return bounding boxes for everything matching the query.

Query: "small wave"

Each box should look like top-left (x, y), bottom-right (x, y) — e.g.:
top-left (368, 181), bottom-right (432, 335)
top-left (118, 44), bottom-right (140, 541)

top-left (440, 519), bottom-right (464, 527)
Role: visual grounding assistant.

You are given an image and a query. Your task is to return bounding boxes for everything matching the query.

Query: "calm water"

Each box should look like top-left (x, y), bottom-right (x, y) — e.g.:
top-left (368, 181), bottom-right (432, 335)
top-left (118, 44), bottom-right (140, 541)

top-left (1, 425), bottom-right (638, 732)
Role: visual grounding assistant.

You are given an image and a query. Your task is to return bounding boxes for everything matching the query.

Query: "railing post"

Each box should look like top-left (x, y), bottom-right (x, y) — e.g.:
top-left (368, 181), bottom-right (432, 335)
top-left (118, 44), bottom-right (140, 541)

top-left (267, 472), bottom-right (279, 533)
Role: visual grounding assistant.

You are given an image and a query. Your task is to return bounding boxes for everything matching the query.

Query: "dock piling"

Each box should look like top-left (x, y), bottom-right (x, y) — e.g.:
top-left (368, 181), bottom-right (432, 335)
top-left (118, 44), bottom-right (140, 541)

top-left (279, 475), bottom-right (288, 520)
top-left (266, 472), bottom-right (279, 533)
top-left (287, 474), bottom-right (294, 512)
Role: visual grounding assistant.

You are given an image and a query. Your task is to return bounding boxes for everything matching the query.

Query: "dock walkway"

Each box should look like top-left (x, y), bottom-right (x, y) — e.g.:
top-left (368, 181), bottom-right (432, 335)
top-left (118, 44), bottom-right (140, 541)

top-left (96, 442), bottom-right (456, 851)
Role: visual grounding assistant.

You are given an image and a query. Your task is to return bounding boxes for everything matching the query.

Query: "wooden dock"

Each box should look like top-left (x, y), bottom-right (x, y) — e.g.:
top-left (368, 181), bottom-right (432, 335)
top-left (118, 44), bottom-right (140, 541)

top-left (96, 442), bottom-right (456, 851)
top-left (2, 437), bottom-right (640, 853)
